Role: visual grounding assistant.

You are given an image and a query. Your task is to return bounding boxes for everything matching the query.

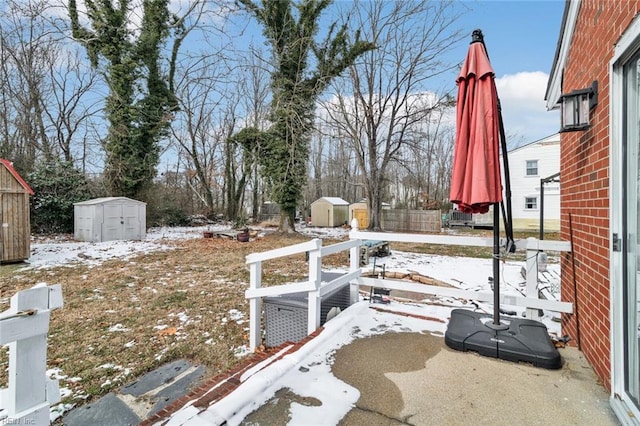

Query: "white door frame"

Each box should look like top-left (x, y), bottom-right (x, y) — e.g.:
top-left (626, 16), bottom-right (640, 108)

top-left (610, 13), bottom-right (640, 424)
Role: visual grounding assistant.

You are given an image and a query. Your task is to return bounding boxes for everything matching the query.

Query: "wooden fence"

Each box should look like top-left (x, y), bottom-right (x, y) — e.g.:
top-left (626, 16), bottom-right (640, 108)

top-left (0, 284), bottom-right (63, 425)
top-left (382, 209), bottom-right (441, 232)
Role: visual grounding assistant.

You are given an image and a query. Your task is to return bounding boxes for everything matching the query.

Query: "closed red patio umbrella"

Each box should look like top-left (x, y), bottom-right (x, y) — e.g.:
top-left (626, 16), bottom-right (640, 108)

top-left (445, 30), bottom-right (560, 370)
top-left (450, 29), bottom-right (508, 326)
top-left (449, 31), bottom-right (502, 214)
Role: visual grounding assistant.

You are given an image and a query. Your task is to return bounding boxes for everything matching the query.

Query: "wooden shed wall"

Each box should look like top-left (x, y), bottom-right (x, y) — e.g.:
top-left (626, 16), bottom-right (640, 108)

top-left (0, 166), bottom-right (31, 263)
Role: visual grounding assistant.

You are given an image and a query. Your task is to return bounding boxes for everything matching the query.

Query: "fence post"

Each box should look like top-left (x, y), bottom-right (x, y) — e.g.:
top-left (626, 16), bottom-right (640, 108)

top-left (349, 219), bottom-right (361, 304)
top-left (307, 239), bottom-right (323, 334)
top-left (248, 261), bottom-right (262, 351)
top-left (525, 238), bottom-right (539, 320)
top-left (0, 284), bottom-right (63, 426)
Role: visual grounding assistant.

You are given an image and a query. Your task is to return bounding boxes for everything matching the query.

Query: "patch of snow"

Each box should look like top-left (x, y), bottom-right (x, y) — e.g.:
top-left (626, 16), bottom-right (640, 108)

top-left (16, 225), bottom-right (567, 424)
top-left (50, 402), bottom-right (76, 423)
top-left (108, 323), bottom-right (130, 332)
top-left (233, 346), bottom-right (251, 358)
top-left (228, 309), bottom-right (245, 324)
top-left (47, 368), bottom-right (66, 380)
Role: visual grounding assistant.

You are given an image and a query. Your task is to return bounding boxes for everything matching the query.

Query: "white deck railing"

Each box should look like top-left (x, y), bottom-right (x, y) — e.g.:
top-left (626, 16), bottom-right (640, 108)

top-left (245, 223), bottom-right (573, 351)
top-left (245, 238), bottom-right (362, 351)
top-left (0, 284), bottom-right (63, 425)
top-left (349, 223), bottom-right (573, 320)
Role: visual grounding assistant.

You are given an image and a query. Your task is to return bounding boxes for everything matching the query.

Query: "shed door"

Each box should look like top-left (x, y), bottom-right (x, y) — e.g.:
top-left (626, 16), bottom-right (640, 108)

top-left (354, 209), bottom-right (369, 229)
top-left (102, 204), bottom-right (124, 241)
top-left (0, 192), bottom-right (28, 262)
top-left (102, 203), bottom-right (141, 241)
top-left (122, 204), bottom-right (141, 239)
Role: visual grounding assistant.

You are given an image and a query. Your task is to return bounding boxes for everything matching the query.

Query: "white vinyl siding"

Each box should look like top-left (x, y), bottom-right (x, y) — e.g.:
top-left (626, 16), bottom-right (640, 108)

top-left (501, 134), bottom-right (560, 230)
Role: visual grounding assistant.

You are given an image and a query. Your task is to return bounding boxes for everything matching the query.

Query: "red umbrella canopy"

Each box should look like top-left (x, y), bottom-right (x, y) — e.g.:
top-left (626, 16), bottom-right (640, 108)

top-left (449, 36), bottom-right (502, 214)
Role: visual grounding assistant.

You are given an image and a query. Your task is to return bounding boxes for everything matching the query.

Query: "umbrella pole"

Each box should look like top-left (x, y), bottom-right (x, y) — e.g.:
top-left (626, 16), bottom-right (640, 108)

top-left (492, 201), bottom-right (501, 325)
top-left (489, 201), bottom-right (508, 329)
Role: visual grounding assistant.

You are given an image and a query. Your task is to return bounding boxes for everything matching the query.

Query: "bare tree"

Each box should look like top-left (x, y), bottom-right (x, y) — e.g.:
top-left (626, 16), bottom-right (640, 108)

top-left (45, 49), bottom-right (101, 165)
top-left (0, 0), bottom-right (101, 174)
top-left (170, 58), bottom-right (228, 215)
top-left (235, 47), bottom-right (270, 222)
top-left (306, 124), bottom-right (362, 205)
top-left (322, 0), bottom-right (464, 230)
top-left (0, 0), bottom-right (60, 171)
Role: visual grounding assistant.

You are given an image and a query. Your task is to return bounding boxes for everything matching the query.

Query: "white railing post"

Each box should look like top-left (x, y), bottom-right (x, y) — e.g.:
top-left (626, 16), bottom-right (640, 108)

top-left (0, 284), bottom-right (63, 426)
top-left (307, 239), bottom-right (323, 334)
top-left (525, 240), bottom-right (539, 320)
top-left (349, 220), bottom-right (362, 304)
top-left (248, 261), bottom-right (262, 351)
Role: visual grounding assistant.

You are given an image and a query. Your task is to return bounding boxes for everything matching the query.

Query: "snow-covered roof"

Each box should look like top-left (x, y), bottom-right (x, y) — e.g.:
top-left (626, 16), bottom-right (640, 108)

top-left (74, 197), bottom-right (146, 206)
top-left (314, 197), bottom-right (349, 206)
top-left (507, 133), bottom-right (560, 154)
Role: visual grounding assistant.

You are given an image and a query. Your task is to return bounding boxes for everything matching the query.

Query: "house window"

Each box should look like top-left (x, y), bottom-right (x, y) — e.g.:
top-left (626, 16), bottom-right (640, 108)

top-left (525, 160), bottom-right (538, 176)
top-left (524, 197), bottom-right (537, 210)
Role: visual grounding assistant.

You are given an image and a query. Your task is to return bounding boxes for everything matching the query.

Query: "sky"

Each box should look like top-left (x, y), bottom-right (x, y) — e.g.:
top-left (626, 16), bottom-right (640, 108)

top-left (22, 224), bottom-right (563, 422)
top-left (218, 0), bottom-right (567, 149)
top-left (449, 0), bottom-right (566, 145)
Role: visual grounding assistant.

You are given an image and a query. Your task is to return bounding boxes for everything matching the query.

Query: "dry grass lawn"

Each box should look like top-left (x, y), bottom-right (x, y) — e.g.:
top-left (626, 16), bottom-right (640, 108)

top-left (0, 226), bottom-right (560, 414)
top-left (0, 231), bottom-right (346, 411)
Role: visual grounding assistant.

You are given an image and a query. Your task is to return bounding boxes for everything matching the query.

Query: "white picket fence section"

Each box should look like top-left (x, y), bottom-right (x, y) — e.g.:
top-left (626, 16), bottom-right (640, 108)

top-left (0, 284), bottom-right (63, 425)
top-left (246, 221), bottom-right (574, 351)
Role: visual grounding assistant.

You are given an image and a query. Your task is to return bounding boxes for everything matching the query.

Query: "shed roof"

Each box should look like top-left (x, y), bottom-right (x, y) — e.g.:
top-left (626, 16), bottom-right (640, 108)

top-left (0, 158), bottom-right (34, 195)
top-left (74, 197), bottom-right (146, 206)
top-left (313, 197), bottom-right (349, 206)
top-left (353, 198), bottom-right (391, 206)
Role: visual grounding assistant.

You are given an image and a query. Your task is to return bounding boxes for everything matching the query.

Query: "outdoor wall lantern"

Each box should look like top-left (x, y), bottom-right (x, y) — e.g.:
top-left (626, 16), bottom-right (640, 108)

top-left (560, 80), bottom-right (598, 132)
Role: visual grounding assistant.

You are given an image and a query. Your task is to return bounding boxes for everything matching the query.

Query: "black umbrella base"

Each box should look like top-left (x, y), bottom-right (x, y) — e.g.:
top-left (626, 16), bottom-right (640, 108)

top-left (444, 308), bottom-right (562, 370)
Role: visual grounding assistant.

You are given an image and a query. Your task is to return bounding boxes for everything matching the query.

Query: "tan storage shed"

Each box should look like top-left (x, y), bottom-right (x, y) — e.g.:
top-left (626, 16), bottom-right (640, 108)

top-left (310, 197), bottom-right (349, 227)
top-left (0, 159), bottom-right (34, 263)
top-left (74, 197), bottom-right (146, 242)
top-left (348, 199), bottom-right (391, 229)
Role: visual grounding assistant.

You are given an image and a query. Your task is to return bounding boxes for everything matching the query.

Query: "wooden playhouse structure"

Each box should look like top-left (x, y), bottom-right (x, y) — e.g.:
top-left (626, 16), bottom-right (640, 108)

top-left (348, 199), bottom-right (391, 229)
top-left (0, 159), bottom-right (34, 263)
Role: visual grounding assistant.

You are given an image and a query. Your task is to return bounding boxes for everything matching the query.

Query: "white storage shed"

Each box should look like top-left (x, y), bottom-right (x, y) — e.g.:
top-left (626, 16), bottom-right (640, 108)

top-left (74, 197), bottom-right (146, 242)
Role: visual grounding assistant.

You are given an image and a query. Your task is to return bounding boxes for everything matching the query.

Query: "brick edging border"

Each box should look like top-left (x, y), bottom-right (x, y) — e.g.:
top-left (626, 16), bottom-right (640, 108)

top-left (140, 327), bottom-right (324, 426)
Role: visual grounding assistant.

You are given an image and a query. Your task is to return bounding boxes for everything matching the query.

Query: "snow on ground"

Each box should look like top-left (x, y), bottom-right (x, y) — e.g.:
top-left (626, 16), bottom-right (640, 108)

top-left (25, 222), bottom-right (561, 341)
top-left (26, 224), bottom-right (350, 270)
top-left (26, 225), bottom-right (230, 269)
top-left (15, 225), bottom-right (562, 424)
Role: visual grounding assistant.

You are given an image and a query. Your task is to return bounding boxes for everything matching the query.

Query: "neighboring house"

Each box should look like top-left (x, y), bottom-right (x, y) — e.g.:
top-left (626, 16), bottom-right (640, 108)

top-left (545, 2), bottom-right (640, 423)
top-left (503, 134), bottom-right (560, 232)
top-left (310, 197), bottom-right (349, 227)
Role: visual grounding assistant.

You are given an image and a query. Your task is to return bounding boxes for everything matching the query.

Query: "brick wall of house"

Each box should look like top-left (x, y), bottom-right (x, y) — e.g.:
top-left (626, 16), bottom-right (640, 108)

top-left (559, 1), bottom-right (640, 391)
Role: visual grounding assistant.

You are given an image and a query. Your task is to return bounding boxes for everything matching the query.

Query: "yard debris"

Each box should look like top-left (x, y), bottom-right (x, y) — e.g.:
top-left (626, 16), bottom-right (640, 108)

top-left (550, 334), bottom-right (571, 348)
top-left (158, 327), bottom-right (178, 337)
